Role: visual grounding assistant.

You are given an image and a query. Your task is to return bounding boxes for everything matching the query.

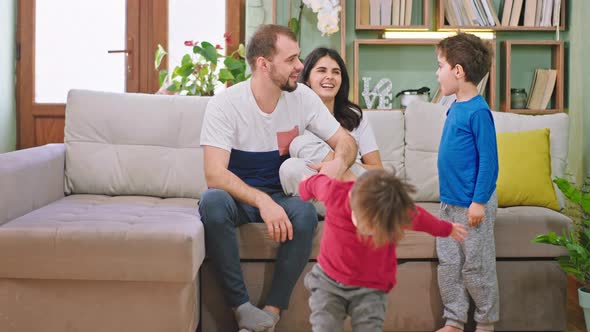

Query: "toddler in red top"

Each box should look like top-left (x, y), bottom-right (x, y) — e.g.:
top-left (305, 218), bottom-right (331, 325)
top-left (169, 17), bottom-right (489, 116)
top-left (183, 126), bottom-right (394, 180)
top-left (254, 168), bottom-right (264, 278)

top-left (299, 170), bottom-right (467, 331)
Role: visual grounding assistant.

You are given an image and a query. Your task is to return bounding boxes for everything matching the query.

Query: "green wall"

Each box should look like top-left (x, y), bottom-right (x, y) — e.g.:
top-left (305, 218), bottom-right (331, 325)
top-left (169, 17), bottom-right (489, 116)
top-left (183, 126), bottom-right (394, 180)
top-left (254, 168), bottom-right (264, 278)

top-left (569, 1), bottom-right (590, 181)
top-left (277, 0), bottom-right (590, 182)
top-left (0, 0), bottom-right (16, 153)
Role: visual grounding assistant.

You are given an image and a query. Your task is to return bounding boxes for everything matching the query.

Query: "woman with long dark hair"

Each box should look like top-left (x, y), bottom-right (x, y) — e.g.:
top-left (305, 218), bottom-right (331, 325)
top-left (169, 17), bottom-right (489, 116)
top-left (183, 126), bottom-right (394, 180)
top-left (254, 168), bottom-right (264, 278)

top-left (280, 47), bottom-right (382, 195)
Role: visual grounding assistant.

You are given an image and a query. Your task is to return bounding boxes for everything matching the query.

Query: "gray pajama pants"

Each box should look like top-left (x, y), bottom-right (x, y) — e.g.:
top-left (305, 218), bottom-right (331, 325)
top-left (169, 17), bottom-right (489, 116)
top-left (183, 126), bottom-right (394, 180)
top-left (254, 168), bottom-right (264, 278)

top-left (304, 264), bottom-right (387, 332)
top-left (436, 192), bottom-right (499, 331)
top-left (279, 133), bottom-right (365, 196)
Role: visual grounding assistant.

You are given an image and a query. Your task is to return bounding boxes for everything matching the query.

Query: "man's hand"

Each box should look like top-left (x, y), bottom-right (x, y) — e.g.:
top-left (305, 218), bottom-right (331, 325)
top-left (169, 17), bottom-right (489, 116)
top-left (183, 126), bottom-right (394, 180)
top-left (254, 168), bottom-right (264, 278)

top-left (450, 223), bottom-right (468, 242)
top-left (309, 157), bottom-right (347, 179)
top-left (258, 197), bottom-right (293, 242)
top-left (467, 202), bottom-right (485, 227)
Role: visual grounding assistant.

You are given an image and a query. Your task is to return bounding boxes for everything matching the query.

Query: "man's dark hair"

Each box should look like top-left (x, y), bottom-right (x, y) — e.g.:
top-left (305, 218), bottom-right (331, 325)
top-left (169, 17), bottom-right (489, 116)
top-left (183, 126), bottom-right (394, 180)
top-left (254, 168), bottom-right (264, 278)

top-left (436, 33), bottom-right (493, 85)
top-left (246, 24), bottom-right (298, 70)
top-left (350, 169), bottom-right (416, 247)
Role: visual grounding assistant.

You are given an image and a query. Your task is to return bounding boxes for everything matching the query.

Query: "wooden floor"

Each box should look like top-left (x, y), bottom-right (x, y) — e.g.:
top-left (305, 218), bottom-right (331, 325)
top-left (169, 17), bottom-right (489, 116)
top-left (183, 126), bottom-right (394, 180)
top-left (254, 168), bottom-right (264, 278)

top-left (567, 276), bottom-right (587, 332)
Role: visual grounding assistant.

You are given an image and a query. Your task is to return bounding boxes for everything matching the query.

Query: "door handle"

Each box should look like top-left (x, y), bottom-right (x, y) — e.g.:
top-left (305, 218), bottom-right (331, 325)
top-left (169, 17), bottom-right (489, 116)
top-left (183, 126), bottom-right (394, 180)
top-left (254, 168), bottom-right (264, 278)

top-left (107, 49), bottom-right (131, 54)
top-left (107, 37), bottom-right (134, 79)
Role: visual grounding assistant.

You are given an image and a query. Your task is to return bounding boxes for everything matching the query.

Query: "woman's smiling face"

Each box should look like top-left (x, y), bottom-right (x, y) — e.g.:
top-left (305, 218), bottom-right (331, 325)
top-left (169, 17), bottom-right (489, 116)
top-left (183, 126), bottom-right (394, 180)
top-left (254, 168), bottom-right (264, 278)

top-left (306, 55), bottom-right (342, 106)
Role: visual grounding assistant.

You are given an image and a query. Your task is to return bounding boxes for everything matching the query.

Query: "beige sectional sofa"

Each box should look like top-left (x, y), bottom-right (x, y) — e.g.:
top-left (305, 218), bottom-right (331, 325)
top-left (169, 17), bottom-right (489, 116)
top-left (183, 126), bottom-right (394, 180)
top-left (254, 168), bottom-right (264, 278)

top-left (0, 90), bottom-right (572, 332)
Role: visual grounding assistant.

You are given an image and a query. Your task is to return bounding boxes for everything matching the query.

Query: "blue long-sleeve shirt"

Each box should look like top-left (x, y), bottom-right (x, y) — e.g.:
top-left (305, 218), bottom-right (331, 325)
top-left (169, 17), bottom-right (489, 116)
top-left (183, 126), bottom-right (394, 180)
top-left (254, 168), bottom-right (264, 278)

top-left (438, 95), bottom-right (498, 207)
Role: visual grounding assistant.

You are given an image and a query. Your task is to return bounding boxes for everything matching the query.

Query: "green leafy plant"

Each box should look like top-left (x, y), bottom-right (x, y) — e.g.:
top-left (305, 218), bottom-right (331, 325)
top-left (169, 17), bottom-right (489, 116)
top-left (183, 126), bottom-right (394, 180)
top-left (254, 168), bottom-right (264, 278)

top-left (533, 177), bottom-right (590, 289)
top-left (154, 34), bottom-right (250, 96)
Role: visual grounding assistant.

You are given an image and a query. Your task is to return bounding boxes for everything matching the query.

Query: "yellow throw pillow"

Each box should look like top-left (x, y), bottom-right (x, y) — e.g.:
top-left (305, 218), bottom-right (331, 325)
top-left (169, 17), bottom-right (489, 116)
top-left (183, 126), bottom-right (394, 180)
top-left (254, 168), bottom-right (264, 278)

top-left (496, 128), bottom-right (559, 210)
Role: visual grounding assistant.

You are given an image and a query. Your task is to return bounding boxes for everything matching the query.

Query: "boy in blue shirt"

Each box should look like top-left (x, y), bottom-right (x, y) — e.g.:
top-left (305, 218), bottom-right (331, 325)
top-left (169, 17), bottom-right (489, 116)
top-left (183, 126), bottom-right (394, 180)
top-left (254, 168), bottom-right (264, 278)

top-left (434, 33), bottom-right (499, 332)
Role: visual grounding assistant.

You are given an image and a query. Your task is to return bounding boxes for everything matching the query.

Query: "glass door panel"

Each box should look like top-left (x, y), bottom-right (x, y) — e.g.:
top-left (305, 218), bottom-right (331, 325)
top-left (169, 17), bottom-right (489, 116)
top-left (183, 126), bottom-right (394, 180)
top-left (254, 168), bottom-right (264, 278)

top-left (35, 0), bottom-right (127, 103)
top-left (168, 0), bottom-right (225, 70)
top-left (167, 0), bottom-right (225, 93)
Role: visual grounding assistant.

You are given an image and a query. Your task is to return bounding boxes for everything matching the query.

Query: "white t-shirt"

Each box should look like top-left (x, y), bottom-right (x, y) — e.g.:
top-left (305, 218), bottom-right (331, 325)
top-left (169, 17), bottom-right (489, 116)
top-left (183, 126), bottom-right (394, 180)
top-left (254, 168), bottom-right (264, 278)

top-left (348, 112), bottom-right (379, 163)
top-left (200, 79), bottom-right (340, 188)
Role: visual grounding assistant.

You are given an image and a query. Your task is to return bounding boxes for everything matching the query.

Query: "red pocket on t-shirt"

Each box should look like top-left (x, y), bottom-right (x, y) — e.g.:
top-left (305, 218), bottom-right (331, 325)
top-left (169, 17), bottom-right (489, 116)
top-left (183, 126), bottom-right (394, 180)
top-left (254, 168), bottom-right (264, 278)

top-left (276, 126), bottom-right (299, 156)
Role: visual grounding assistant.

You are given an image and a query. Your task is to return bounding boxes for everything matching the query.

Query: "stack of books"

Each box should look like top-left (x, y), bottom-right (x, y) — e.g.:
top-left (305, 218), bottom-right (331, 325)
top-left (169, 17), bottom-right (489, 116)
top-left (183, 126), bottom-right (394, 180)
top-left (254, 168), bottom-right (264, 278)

top-left (444, 0), bottom-right (562, 27)
top-left (501, 0), bottom-right (562, 27)
top-left (445, 0), bottom-right (500, 27)
top-left (526, 68), bottom-right (557, 110)
top-left (361, 0), bottom-right (414, 26)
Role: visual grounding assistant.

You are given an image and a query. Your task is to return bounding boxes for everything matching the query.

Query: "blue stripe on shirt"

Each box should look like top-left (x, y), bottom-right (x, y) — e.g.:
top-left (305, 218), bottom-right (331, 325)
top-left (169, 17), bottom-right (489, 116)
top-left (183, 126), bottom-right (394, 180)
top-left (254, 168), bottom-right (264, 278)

top-left (228, 149), bottom-right (288, 188)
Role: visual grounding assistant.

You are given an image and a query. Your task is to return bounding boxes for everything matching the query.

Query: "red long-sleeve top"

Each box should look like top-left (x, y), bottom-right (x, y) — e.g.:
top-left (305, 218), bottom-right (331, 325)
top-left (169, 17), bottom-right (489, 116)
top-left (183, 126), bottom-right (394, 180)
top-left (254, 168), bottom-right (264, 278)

top-left (299, 174), bottom-right (453, 292)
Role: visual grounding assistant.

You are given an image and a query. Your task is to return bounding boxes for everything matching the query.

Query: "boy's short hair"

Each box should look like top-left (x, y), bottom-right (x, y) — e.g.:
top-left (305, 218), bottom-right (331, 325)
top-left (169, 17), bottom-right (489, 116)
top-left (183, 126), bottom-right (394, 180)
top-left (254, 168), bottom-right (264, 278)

top-left (246, 24), bottom-right (298, 70)
top-left (436, 33), bottom-right (493, 85)
top-left (350, 169), bottom-right (416, 247)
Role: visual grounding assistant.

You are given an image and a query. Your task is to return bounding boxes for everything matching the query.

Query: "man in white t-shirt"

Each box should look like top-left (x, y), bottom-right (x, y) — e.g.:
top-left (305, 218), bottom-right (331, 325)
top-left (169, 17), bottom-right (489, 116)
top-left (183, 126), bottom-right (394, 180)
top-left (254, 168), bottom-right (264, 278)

top-left (199, 24), bottom-right (357, 332)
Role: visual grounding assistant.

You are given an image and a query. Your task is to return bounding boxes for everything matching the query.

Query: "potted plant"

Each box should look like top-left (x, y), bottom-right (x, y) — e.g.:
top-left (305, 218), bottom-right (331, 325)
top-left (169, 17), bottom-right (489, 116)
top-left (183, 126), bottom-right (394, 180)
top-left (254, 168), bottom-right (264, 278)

top-left (533, 177), bottom-right (590, 330)
top-left (154, 34), bottom-right (250, 96)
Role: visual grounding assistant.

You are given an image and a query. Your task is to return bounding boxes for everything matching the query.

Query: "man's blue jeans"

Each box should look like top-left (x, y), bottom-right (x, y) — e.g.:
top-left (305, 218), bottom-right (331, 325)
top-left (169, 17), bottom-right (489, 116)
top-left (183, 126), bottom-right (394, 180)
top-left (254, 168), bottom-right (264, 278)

top-left (198, 187), bottom-right (318, 309)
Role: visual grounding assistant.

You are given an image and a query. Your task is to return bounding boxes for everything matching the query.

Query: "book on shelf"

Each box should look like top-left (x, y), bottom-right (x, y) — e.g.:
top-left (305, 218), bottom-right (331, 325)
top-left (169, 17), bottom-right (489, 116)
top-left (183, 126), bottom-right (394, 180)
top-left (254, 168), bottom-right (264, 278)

top-left (462, 0), bottom-right (481, 25)
top-left (552, 0), bottom-right (562, 27)
top-left (526, 68), bottom-right (557, 110)
top-left (534, 0), bottom-right (543, 25)
top-left (360, 0), bottom-right (370, 25)
top-left (404, 0), bottom-right (412, 25)
top-left (392, 0), bottom-right (401, 25)
top-left (370, 0), bottom-right (381, 25)
top-left (509, 0), bottom-right (524, 26)
top-left (473, 0), bottom-right (490, 25)
top-left (539, 0), bottom-right (553, 27)
top-left (381, 0), bottom-right (392, 25)
top-left (399, 0), bottom-right (406, 25)
top-left (476, 72), bottom-right (490, 96)
top-left (478, 0), bottom-right (497, 26)
top-left (446, 0), bottom-right (462, 25)
top-left (539, 69), bottom-right (557, 110)
top-left (501, 0), bottom-right (513, 26)
top-left (523, 0), bottom-right (537, 27)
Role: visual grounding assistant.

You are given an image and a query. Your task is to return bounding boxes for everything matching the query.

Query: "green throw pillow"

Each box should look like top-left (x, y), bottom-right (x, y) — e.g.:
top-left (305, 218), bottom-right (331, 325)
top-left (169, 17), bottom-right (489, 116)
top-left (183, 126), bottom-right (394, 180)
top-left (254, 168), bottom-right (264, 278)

top-left (496, 128), bottom-right (559, 210)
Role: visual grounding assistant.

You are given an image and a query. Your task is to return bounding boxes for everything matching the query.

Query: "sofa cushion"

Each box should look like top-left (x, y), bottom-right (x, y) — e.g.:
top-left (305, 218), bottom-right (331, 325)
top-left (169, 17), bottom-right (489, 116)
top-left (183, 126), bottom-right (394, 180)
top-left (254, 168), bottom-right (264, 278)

top-left (364, 111), bottom-right (405, 177)
top-left (231, 203), bottom-right (570, 260)
top-left (64, 90), bottom-right (209, 199)
top-left (403, 102), bottom-right (447, 201)
top-left (496, 128), bottom-right (559, 210)
top-left (0, 195), bottom-right (204, 282)
top-left (492, 111), bottom-right (569, 208)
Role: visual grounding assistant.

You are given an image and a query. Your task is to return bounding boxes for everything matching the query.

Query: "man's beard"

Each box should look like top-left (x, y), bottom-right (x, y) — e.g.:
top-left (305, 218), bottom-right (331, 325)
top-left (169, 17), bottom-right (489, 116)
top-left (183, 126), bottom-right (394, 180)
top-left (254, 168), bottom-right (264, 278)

top-left (269, 67), bottom-right (298, 92)
top-left (279, 77), bottom-right (298, 92)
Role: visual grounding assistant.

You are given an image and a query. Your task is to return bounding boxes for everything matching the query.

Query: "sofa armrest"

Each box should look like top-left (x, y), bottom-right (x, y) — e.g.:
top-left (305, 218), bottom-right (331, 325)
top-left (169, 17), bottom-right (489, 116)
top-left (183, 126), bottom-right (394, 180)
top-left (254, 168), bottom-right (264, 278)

top-left (0, 144), bottom-right (66, 225)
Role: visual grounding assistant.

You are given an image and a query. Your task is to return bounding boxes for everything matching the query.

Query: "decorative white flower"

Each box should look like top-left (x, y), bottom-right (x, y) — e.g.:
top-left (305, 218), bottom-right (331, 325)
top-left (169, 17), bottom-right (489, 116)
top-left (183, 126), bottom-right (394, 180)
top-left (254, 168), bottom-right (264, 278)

top-left (302, 0), bottom-right (341, 36)
top-left (302, 0), bottom-right (323, 13)
top-left (317, 9), bottom-right (340, 35)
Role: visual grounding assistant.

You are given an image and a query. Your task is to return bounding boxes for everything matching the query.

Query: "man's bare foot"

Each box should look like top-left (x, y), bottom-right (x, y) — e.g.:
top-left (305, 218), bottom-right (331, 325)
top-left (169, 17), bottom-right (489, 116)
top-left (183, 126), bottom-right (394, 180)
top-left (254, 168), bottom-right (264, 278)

top-left (435, 326), bottom-right (463, 332)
